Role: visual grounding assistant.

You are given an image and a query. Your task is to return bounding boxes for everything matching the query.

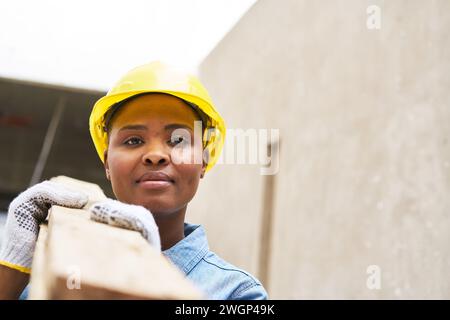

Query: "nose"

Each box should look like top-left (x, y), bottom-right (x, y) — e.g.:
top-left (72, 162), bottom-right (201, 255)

top-left (142, 143), bottom-right (170, 167)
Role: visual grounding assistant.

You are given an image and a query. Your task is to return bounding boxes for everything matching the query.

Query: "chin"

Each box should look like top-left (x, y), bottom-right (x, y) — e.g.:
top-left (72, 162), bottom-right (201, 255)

top-left (137, 199), bottom-right (178, 216)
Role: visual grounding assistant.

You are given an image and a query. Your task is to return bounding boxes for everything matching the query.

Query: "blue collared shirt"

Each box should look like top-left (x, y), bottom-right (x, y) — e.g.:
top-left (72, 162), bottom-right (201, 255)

top-left (163, 223), bottom-right (268, 300)
top-left (20, 223), bottom-right (268, 300)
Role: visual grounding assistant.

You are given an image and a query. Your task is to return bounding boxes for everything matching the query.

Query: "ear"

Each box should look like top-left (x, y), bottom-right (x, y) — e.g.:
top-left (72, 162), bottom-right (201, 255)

top-left (200, 147), bottom-right (209, 179)
top-left (104, 149), bottom-right (110, 181)
top-left (200, 164), bottom-right (206, 179)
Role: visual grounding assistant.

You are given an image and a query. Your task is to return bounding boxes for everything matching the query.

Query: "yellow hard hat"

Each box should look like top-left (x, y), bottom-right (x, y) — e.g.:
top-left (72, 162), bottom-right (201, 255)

top-left (89, 61), bottom-right (226, 173)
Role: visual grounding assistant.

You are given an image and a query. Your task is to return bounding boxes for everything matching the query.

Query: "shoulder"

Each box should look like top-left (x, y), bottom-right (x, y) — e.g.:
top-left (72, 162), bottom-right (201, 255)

top-left (189, 251), bottom-right (268, 300)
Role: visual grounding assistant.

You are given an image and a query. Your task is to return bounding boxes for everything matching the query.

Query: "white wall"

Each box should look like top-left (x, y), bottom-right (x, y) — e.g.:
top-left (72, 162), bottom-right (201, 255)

top-left (191, 0), bottom-right (450, 299)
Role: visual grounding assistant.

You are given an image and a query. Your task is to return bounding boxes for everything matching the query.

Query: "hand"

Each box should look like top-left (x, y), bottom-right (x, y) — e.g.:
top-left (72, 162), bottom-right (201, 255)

top-left (89, 199), bottom-right (161, 252)
top-left (0, 181), bottom-right (88, 274)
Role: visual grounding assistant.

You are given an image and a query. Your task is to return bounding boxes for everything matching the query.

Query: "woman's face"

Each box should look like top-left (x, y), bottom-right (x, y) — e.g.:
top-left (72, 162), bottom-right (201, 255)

top-left (104, 93), bottom-right (206, 217)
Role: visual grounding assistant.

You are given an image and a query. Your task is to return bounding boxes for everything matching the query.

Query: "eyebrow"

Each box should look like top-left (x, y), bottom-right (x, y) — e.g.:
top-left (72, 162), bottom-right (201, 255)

top-left (118, 124), bottom-right (148, 132)
top-left (118, 123), bottom-right (193, 132)
top-left (164, 123), bottom-right (194, 131)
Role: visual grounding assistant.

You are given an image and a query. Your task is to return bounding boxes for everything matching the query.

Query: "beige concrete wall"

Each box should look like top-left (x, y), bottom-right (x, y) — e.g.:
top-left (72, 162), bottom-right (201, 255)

top-left (189, 0), bottom-right (450, 299)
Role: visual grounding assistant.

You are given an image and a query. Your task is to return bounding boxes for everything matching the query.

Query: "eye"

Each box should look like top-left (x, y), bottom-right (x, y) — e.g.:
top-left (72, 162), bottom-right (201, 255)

top-left (124, 137), bottom-right (144, 146)
top-left (169, 135), bottom-right (188, 146)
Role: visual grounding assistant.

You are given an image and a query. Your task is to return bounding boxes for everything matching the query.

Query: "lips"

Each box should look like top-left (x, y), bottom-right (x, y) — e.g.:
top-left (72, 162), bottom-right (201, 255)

top-left (136, 171), bottom-right (174, 190)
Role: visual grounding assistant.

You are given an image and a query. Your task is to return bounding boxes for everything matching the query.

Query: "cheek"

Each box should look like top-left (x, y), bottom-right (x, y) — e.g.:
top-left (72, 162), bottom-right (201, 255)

top-left (171, 146), bottom-right (204, 192)
top-left (175, 162), bottom-right (203, 193)
top-left (107, 150), bottom-right (136, 185)
top-left (170, 144), bottom-right (204, 166)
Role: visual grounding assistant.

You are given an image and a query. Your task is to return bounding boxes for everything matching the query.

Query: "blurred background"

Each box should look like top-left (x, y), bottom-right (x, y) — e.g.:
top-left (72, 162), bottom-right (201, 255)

top-left (1, 0), bottom-right (449, 299)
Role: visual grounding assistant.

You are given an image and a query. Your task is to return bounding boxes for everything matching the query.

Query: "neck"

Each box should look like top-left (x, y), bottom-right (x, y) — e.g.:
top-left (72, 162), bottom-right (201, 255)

top-left (154, 206), bottom-right (187, 251)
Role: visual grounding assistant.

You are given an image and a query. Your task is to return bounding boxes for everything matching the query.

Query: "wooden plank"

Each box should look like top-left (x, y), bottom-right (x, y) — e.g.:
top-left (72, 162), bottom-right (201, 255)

top-left (29, 176), bottom-right (202, 299)
top-left (28, 225), bottom-right (49, 299)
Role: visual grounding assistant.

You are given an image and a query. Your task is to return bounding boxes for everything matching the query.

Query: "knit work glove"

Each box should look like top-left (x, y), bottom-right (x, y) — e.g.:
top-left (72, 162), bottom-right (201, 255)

top-left (0, 181), bottom-right (88, 274)
top-left (89, 199), bottom-right (161, 252)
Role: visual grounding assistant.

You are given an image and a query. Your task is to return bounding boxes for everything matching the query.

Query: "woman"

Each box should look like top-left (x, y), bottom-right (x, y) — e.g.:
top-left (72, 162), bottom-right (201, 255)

top-left (0, 61), bottom-right (268, 300)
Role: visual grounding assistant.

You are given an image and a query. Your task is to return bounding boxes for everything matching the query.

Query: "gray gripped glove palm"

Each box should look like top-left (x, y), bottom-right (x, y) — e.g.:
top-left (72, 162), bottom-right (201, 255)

top-left (0, 180), bottom-right (89, 273)
top-left (88, 199), bottom-right (161, 252)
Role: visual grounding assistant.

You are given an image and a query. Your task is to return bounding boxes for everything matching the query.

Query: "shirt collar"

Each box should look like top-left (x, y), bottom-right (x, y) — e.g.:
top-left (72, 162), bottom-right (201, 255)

top-left (162, 223), bottom-right (209, 275)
